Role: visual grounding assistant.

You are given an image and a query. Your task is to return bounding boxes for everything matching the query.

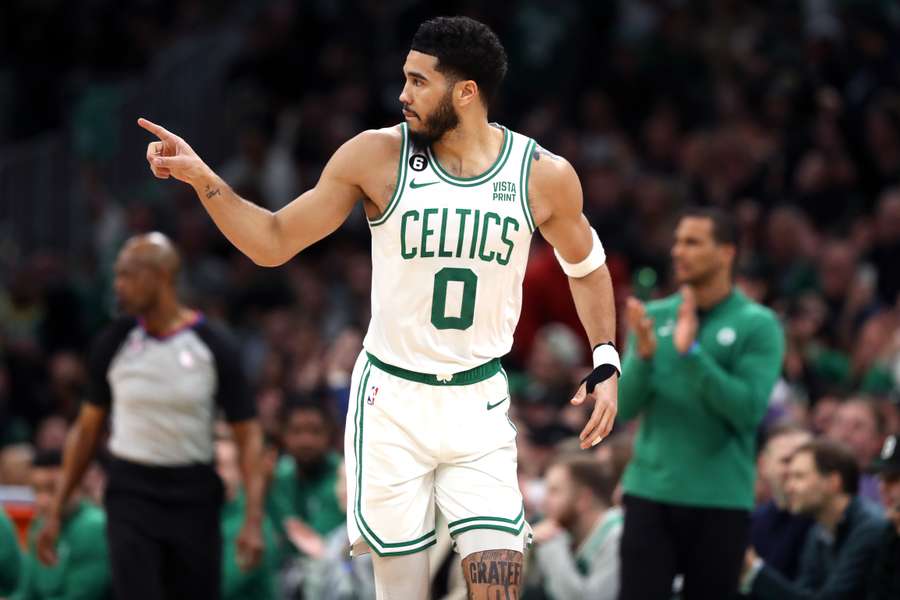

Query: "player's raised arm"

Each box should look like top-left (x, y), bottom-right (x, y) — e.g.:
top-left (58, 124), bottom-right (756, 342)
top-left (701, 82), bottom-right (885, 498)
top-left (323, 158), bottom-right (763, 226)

top-left (138, 117), bottom-right (385, 266)
top-left (529, 147), bottom-right (619, 449)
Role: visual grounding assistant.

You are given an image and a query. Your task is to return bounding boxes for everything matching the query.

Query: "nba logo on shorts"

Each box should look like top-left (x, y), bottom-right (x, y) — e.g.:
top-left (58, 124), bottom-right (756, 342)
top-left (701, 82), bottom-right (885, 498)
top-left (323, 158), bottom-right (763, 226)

top-left (367, 386), bottom-right (379, 405)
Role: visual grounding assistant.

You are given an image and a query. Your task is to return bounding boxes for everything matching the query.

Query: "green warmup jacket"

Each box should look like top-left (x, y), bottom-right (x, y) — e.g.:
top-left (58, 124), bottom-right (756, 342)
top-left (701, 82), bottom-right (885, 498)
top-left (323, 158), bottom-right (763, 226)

top-left (221, 493), bottom-right (277, 600)
top-left (619, 289), bottom-right (785, 510)
top-left (267, 452), bottom-right (345, 538)
top-left (12, 501), bottom-right (111, 600)
top-left (0, 508), bottom-right (21, 595)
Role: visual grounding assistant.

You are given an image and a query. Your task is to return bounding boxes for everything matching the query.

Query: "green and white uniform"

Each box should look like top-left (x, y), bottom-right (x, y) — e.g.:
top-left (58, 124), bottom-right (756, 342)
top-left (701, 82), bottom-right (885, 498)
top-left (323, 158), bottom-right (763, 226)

top-left (347, 123), bottom-right (536, 557)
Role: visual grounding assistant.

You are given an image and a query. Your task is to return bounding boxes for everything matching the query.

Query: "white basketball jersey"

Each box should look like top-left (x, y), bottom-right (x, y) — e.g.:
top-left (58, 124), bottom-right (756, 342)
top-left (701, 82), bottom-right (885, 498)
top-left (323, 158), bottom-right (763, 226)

top-left (363, 122), bottom-right (537, 375)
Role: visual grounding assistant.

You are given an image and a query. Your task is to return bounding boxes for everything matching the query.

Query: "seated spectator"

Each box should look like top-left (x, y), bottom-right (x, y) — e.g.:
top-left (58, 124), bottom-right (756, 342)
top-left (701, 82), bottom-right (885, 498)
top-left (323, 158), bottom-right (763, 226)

top-left (525, 456), bottom-right (622, 600)
top-left (826, 397), bottom-right (887, 503)
top-left (11, 450), bottom-right (110, 600)
top-left (293, 459), bottom-right (375, 600)
top-left (0, 506), bottom-right (20, 596)
top-left (267, 397), bottom-right (344, 548)
top-left (742, 439), bottom-right (885, 599)
top-left (216, 437), bottom-right (278, 600)
top-left (867, 435), bottom-right (900, 599)
top-left (750, 423), bottom-right (814, 580)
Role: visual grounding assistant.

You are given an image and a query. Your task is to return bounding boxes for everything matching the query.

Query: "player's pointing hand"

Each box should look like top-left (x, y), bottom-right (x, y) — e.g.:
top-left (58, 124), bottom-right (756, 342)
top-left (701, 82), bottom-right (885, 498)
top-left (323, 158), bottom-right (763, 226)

top-left (138, 118), bottom-right (206, 185)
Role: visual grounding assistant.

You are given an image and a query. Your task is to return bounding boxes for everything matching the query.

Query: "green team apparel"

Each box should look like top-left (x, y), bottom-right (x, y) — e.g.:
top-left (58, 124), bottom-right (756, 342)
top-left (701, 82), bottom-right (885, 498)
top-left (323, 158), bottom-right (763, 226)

top-left (12, 501), bottom-right (111, 600)
top-left (0, 508), bottom-right (21, 595)
top-left (619, 289), bottom-right (785, 509)
top-left (221, 493), bottom-right (276, 600)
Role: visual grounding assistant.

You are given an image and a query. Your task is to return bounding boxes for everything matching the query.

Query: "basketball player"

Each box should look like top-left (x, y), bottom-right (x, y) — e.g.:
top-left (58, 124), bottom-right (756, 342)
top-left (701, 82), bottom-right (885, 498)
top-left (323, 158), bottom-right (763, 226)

top-left (139, 16), bottom-right (618, 600)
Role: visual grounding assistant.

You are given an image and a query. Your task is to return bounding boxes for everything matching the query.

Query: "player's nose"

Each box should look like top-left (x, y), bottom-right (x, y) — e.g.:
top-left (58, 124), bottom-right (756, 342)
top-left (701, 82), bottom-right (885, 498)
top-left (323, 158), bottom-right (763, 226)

top-left (399, 85), bottom-right (412, 106)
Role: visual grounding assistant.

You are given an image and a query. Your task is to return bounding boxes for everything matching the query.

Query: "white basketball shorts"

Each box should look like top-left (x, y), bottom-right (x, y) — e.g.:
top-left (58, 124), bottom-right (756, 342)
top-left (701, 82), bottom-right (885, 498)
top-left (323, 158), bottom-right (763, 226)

top-left (345, 350), bottom-right (532, 558)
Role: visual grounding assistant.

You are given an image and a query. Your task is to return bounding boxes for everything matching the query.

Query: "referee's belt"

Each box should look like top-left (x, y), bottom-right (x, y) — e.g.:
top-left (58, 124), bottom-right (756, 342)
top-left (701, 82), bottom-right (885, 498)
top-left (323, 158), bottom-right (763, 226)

top-left (365, 352), bottom-right (501, 386)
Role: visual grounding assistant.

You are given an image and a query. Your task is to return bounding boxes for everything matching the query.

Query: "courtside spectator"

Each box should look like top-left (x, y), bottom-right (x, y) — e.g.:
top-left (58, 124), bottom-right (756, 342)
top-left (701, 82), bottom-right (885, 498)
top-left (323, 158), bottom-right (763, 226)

top-left (750, 424), bottom-right (814, 580)
top-left (12, 450), bottom-right (110, 600)
top-left (742, 440), bottom-right (885, 599)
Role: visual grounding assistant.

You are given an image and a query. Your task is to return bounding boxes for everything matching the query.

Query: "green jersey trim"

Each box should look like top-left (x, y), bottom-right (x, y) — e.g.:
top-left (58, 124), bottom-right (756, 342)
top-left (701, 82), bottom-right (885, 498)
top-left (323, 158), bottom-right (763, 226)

top-left (369, 123), bottom-right (409, 227)
top-left (519, 138), bottom-right (537, 232)
top-left (426, 126), bottom-right (512, 187)
top-left (365, 352), bottom-right (501, 386)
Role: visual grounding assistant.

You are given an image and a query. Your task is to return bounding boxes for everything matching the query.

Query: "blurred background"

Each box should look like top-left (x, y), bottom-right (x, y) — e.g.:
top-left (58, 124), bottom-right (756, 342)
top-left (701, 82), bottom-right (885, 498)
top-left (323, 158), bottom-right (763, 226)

top-left (1, 0), bottom-right (900, 598)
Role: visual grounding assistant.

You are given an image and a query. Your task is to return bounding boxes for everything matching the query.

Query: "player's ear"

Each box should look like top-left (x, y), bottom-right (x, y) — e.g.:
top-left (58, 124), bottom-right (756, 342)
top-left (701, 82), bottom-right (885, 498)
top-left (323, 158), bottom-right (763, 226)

top-left (456, 79), bottom-right (479, 107)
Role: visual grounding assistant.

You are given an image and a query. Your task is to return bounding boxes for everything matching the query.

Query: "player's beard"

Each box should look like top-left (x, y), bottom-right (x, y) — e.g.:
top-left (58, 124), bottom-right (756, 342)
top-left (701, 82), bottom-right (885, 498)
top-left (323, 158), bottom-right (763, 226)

top-left (407, 89), bottom-right (459, 148)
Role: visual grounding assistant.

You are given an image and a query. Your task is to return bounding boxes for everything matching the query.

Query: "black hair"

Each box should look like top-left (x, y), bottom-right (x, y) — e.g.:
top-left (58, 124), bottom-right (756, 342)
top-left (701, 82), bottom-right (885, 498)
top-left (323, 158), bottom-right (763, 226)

top-left (33, 449), bottom-right (62, 468)
top-left (680, 206), bottom-right (738, 246)
top-left (410, 16), bottom-right (508, 107)
top-left (280, 392), bottom-right (333, 427)
top-left (796, 439), bottom-right (860, 495)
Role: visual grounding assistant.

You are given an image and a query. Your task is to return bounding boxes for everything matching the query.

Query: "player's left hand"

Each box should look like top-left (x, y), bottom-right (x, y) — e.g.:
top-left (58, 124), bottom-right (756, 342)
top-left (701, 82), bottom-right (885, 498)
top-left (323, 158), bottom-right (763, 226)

top-left (236, 520), bottom-right (264, 571)
top-left (572, 374), bottom-right (618, 449)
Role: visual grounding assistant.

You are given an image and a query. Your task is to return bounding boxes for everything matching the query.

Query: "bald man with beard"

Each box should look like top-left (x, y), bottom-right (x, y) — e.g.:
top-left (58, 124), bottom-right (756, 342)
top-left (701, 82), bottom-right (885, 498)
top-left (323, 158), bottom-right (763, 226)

top-left (36, 233), bottom-right (265, 600)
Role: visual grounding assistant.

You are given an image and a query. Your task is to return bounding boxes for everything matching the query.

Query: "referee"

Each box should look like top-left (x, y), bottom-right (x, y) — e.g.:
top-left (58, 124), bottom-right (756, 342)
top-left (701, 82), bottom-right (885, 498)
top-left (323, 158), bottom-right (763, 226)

top-left (618, 208), bottom-right (785, 600)
top-left (36, 233), bottom-right (265, 600)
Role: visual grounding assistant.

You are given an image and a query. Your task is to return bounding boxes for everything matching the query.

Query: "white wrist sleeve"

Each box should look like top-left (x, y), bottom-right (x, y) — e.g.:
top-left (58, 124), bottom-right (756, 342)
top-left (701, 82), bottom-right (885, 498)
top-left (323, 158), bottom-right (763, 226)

top-left (592, 343), bottom-right (621, 374)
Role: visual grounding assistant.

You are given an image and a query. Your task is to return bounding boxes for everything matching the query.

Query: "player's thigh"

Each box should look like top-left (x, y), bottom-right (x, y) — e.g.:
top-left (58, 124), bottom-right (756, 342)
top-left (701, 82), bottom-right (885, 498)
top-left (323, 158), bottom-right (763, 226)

top-left (371, 551), bottom-right (431, 600)
top-left (345, 353), bottom-right (439, 557)
top-left (435, 439), bottom-right (531, 557)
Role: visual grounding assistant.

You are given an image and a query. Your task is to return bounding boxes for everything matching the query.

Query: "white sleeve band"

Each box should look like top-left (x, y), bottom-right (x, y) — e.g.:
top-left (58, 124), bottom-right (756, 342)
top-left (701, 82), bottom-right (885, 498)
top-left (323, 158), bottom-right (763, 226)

top-left (554, 227), bottom-right (606, 278)
top-left (592, 343), bottom-right (621, 374)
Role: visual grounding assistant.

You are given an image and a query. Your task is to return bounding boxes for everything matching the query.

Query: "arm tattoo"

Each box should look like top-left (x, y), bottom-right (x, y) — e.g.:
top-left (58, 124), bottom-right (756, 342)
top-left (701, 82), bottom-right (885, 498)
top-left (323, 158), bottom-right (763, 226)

top-left (205, 184), bottom-right (221, 200)
top-left (532, 144), bottom-right (562, 162)
top-left (462, 549), bottom-right (523, 599)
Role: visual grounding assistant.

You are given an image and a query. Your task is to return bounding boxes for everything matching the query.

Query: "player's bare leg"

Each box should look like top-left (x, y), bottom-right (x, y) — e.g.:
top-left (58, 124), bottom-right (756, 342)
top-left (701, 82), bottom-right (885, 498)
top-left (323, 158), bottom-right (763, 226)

top-left (461, 549), bottom-right (523, 599)
top-left (371, 551), bottom-right (431, 599)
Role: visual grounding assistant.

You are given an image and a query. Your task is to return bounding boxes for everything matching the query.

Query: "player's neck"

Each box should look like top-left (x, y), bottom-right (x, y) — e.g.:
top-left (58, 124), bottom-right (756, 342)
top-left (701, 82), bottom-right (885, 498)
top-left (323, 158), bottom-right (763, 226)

top-left (431, 118), bottom-right (502, 178)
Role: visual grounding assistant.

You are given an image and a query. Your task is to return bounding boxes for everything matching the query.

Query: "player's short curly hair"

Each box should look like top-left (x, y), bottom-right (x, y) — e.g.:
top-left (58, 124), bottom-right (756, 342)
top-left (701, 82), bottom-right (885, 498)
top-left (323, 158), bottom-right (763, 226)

top-left (410, 16), bottom-right (508, 107)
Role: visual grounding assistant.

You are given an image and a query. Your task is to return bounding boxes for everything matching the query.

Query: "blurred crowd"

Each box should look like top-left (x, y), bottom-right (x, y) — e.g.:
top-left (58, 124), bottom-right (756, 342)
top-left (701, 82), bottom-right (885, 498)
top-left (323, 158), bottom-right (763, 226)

top-left (3, 0), bottom-right (900, 598)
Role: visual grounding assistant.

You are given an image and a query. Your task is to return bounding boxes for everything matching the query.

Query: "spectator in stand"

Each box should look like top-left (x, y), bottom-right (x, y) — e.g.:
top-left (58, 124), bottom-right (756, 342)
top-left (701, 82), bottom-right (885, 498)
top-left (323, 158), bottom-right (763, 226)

top-left (11, 450), bottom-right (110, 600)
top-left (866, 434), bottom-right (900, 599)
top-left (0, 506), bottom-right (20, 597)
top-left (526, 456), bottom-right (623, 600)
top-left (267, 397), bottom-right (345, 552)
top-left (216, 436), bottom-right (278, 600)
top-left (742, 440), bottom-right (885, 599)
top-left (826, 397), bottom-right (888, 504)
top-left (750, 424), bottom-right (814, 581)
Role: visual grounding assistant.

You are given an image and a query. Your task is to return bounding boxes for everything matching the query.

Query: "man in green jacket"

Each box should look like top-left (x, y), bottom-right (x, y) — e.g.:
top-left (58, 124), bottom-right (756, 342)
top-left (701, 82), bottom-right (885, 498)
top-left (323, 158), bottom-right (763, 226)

top-left (619, 207), bottom-right (785, 600)
top-left (12, 450), bottom-right (110, 600)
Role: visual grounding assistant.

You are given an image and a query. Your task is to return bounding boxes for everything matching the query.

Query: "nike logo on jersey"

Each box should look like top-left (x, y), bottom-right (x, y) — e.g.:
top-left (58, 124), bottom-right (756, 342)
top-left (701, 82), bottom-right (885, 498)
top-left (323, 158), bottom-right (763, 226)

top-left (487, 396), bottom-right (509, 411)
top-left (410, 179), bottom-right (439, 189)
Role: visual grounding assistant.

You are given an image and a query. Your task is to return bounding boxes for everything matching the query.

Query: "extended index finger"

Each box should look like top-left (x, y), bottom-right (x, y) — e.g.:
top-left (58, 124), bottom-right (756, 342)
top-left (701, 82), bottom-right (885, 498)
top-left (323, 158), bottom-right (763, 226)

top-left (137, 117), bottom-right (175, 141)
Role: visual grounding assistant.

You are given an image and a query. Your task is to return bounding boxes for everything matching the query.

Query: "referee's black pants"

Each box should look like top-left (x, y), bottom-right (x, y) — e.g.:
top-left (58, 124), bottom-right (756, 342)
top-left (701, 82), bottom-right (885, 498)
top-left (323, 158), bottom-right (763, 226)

top-left (104, 458), bottom-right (224, 600)
top-left (618, 494), bottom-right (750, 600)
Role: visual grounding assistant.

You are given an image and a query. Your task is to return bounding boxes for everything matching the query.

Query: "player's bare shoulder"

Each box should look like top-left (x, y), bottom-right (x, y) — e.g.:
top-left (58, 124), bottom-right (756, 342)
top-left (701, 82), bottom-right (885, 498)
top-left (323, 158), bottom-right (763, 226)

top-left (336, 125), bottom-right (405, 216)
top-left (525, 143), bottom-right (583, 227)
